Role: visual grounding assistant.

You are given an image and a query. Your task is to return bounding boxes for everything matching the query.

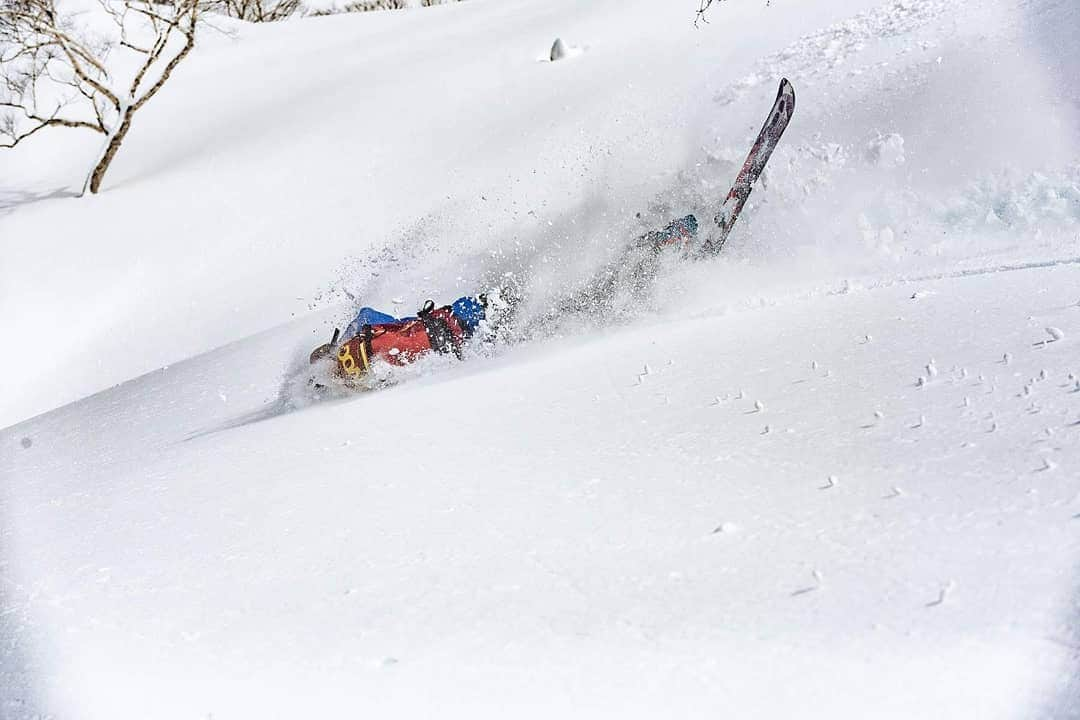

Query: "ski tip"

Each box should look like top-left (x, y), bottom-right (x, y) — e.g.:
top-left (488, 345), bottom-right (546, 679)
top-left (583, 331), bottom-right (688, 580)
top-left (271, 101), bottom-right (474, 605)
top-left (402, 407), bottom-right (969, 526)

top-left (777, 77), bottom-right (795, 115)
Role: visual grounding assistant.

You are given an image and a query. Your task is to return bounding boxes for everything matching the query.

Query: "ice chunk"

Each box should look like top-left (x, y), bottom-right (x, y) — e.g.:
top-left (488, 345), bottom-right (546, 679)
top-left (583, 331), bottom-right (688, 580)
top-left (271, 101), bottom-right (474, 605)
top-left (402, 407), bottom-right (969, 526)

top-left (865, 132), bottom-right (906, 168)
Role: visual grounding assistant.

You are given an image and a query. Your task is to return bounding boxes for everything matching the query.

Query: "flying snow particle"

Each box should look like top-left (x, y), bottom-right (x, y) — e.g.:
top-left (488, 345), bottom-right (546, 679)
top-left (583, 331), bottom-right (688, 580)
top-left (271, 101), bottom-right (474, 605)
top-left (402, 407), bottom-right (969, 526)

top-left (791, 570), bottom-right (824, 596)
top-left (926, 581), bottom-right (955, 607)
top-left (550, 37), bottom-right (568, 61)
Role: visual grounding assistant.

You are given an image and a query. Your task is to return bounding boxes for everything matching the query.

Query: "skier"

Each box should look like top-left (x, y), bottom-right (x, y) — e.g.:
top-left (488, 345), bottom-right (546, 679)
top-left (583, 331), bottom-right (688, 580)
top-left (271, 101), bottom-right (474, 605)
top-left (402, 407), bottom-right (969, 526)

top-left (310, 214), bottom-right (700, 382)
top-left (310, 294), bottom-right (492, 380)
top-left (310, 77), bottom-right (794, 386)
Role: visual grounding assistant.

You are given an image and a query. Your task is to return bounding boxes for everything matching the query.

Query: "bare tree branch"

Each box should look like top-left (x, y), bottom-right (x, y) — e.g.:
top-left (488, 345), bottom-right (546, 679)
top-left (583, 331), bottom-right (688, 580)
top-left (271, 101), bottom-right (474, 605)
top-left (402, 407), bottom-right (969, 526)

top-left (131, 0), bottom-right (196, 110)
top-left (694, 0), bottom-right (722, 27)
top-left (209, 0), bottom-right (298, 23)
top-left (0, 101), bottom-right (103, 147)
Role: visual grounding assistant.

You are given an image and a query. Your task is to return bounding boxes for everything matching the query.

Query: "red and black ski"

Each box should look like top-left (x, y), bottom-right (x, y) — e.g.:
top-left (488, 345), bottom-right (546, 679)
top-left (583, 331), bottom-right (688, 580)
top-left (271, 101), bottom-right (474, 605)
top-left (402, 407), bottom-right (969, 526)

top-left (703, 77), bottom-right (795, 254)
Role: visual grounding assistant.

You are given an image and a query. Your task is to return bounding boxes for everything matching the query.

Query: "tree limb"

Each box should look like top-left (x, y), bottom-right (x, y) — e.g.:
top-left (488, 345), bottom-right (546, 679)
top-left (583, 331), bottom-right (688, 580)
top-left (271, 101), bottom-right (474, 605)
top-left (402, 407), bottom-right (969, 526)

top-left (694, 0), bottom-right (722, 27)
top-left (0, 102), bottom-right (104, 147)
top-left (132, 1), bottom-right (196, 110)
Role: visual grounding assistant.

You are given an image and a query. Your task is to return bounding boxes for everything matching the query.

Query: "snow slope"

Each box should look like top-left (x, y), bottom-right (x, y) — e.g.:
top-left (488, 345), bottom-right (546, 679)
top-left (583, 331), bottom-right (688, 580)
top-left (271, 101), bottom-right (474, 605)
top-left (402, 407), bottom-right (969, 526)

top-left (3, 0), bottom-right (1080, 717)
top-left (5, 0), bottom-right (1076, 426)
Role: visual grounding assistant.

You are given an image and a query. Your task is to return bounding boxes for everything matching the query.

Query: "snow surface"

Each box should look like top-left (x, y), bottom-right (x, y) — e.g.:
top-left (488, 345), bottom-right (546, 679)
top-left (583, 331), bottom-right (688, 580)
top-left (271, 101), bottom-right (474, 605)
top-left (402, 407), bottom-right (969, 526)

top-left (3, 0), bottom-right (1080, 716)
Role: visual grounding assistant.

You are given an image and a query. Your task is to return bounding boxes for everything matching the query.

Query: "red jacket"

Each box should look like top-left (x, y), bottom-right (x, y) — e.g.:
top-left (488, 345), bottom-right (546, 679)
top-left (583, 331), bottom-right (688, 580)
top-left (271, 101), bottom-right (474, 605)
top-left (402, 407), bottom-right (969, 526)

top-left (335, 302), bottom-right (467, 377)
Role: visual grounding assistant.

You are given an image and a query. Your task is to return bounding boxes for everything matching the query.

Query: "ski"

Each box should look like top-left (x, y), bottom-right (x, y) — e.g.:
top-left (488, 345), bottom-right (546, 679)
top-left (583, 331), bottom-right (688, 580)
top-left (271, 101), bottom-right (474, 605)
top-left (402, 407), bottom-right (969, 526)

top-left (702, 77), bottom-right (795, 254)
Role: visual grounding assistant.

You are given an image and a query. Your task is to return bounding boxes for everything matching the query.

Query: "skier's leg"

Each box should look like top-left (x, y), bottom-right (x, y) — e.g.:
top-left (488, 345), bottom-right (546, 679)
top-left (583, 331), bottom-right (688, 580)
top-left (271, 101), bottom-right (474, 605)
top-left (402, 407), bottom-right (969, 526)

top-left (514, 216), bottom-right (692, 339)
